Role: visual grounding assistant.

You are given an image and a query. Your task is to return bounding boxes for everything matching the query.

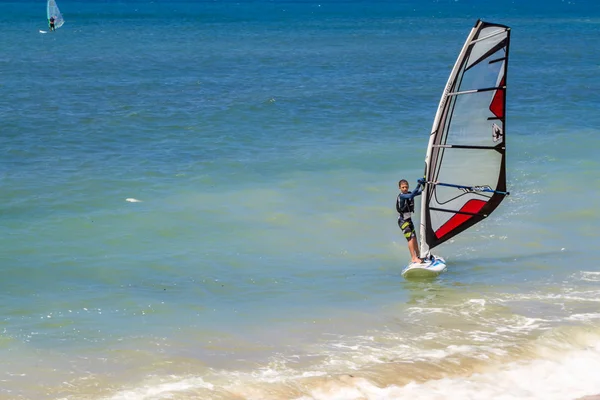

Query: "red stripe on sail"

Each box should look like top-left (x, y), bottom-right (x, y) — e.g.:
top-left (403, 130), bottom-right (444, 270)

top-left (489, 77), bottom-right (505, 118)
top-left (435, 199), bottom-right (487, 239)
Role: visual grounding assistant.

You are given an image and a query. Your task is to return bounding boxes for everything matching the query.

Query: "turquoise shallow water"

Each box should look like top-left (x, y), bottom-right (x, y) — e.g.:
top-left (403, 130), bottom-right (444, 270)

top-left (1, 1), bottom-right (600, 399)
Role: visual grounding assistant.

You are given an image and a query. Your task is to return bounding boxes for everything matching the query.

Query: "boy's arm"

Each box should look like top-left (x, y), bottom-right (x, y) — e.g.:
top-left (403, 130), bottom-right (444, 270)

top-left (412, 182), bottom-right (423, 197)
top-left (398, 182), bottom-right (423, 200)
top-left (412, 178), bottom-right (426, 196)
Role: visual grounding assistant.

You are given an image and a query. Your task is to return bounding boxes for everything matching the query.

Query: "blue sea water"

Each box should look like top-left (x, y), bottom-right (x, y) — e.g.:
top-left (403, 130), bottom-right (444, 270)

top-left (1, 0), bottom-right (600, 399)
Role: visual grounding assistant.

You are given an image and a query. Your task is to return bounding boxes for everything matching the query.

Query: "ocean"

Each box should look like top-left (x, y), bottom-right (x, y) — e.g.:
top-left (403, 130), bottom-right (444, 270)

top-left (1, 0), bottom-right (600, 399)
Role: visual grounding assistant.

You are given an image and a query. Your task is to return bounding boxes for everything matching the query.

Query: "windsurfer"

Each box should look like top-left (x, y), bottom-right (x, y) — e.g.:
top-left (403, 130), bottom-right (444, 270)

top-left (396, 178), bottom-right (426, 263)
top-left (49, 16), bottom-right (55, 31)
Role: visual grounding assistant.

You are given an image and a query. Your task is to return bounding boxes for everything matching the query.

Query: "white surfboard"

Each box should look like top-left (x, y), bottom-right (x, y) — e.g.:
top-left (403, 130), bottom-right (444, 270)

top-left (39, 30), bottom-right (48, 33)
top-left (401, 256), bottom-right (447, 278)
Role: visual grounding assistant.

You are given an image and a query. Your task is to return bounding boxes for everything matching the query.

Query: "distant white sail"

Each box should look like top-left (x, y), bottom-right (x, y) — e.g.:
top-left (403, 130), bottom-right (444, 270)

top-left (47, 0), bottom-right (64, 29)
top-left (419, 20), bottom-right (511, 257)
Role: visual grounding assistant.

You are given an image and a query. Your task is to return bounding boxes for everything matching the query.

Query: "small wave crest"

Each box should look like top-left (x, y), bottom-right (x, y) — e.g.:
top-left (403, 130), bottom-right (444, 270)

top-left (579, 271), bottom-right (600, 282)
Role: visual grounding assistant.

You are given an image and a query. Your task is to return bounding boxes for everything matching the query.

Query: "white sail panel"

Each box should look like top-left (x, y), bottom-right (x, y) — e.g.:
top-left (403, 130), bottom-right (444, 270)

top-left (427, 148), bottom-right (503, 237)
top-left (465, 28), bottom-right (507, 70)
top-left (459, 51), bottom-right (505, 92)
top-left (444, 91), bottom-right (503, 147)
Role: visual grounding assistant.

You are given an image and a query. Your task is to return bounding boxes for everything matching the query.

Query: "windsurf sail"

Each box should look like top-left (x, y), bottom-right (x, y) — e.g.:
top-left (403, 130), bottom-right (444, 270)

top-left (419, 20), bottom-right (511, 257)
top-left (47, 0), bottom-right (64, 29)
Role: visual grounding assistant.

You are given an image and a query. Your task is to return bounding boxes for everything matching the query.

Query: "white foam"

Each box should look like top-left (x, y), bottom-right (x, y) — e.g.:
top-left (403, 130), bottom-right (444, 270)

top-left (468, 299), bottom-right (486, 307)
top-left (297, 338), bottom-right (600, 400)
top-left (97, 332), bottom-right (600, 400)
top-left (103, 376), bottom-right (213, 400)
top-left (502, 290), bottom-right (600, 303)
top-left (125, 198), bottom-right (142, 203)
top-left (580, 271), bottom-right (600, 282)
top-left (567, 313), bottom-right (600, 322)
top-left (495, 316), bottom-right (547, 334)
top-left (406, 307), bottom-right (450, 317)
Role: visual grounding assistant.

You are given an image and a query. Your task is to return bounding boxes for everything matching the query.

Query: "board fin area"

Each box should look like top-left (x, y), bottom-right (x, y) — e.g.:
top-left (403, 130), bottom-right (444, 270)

top-left (401, 255), bottom-right (447, 279)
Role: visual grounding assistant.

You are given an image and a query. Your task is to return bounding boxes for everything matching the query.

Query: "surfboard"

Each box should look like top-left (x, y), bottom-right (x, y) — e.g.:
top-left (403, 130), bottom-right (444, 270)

top-left (401, 256), bottom-right (447, 279)
top-left (402, 20), bottom-right (511, 279)
top-left (39, 30), bottom-right (48, 33)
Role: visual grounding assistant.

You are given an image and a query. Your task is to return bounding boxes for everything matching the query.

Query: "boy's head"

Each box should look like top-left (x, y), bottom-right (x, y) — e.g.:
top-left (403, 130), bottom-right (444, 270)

top-left (399, 179), bottom-right (409, 193)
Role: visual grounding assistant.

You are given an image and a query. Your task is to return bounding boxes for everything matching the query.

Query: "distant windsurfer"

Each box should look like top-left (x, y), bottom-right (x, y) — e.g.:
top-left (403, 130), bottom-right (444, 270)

top-left (396, 178), bottom-right (425, 263)
top-left (49, 16), bottom-right (56, 31)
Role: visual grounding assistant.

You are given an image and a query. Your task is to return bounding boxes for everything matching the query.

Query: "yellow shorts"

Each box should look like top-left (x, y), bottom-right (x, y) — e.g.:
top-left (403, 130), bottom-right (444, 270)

top-left (398, 219), bottom-right (416, 241)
